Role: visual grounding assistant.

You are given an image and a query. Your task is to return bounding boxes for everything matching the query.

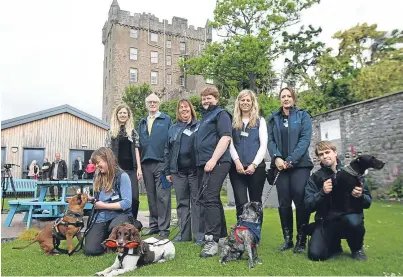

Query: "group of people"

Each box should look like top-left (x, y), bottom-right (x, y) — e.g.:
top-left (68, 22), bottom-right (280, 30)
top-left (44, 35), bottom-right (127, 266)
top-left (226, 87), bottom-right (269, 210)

top-left (83, 86), bottom-right (371, 263)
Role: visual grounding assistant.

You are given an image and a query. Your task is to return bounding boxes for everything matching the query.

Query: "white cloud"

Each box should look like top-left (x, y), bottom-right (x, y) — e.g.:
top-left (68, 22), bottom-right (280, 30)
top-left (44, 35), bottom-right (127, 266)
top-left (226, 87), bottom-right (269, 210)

top-left (1, 0), bottom-right (401, 120)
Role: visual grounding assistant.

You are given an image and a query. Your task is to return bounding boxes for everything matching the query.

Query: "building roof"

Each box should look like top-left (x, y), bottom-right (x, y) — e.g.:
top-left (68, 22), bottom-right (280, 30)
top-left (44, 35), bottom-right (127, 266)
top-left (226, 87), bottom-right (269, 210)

top-left (1, 105), bottom-right (109, 130)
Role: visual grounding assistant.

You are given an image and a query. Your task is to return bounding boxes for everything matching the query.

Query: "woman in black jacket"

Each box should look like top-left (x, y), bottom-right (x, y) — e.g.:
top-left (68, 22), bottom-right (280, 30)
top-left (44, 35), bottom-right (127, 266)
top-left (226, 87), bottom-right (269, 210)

top-left (106, 103), bottom-right (142, 220)
top-left (164, 99), bottom-right (201, 243)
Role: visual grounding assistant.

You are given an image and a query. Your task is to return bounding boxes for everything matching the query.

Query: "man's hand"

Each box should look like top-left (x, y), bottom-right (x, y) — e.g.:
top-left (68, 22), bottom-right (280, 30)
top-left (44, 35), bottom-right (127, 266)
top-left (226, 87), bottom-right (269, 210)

top-left (275, 157), bottom-right (285, 171)
top-left (204, 158), bottom-right (217, 172)
top-left (323, 179), bottom-right (333, 194)
top-left (244, 164), bottom-right (256, 175)
top-left (235, 159), bottom-right (245, 174)
top-left (166, 175), bottom-right (172, 182)
top-left (351, 184), bottom-right (363, 198)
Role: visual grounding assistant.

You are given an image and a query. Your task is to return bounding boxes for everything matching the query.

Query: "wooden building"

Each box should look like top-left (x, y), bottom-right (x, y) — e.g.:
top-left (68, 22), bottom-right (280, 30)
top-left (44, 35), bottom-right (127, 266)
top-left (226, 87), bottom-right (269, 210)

top-left (1, 105), bottom-right (109, 178)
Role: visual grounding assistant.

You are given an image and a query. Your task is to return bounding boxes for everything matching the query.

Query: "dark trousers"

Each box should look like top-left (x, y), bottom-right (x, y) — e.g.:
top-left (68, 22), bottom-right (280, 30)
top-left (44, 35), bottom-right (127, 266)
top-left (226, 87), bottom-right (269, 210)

top-left (84, 213), bottom-right (133, 256)
top-left (49, 178), bottom-right (61, 199)
top-left (229, 164), bottom-right (266, 219)
top-left (308, 213), bottom-right (365, 261)
top-left (125, 169), bottom-right (140, 220)
top-left (197, 162), bottom-right (230, 242)
top-left (142, 161), bottom-right (171, 232)
top-left (172, 167), bottom-right (204, 241)
top-left (87, 172), bottom-right (94, 179)
top-left (276, 167), bottom-right (311, 238)
top-left (76, 170), bottom-right (83, 180)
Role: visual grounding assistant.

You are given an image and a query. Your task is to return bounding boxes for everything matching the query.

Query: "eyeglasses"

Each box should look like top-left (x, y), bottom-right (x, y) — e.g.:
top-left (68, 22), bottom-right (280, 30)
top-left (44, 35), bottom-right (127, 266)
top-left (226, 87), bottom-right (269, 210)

top-left (147, 101), bottom-right (159, 104)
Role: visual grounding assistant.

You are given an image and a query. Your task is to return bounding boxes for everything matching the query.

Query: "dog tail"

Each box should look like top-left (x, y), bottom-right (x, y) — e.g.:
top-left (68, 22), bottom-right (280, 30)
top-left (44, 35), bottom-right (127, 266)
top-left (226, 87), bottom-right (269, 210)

top-left (12, 239), bottom-right (37, 250)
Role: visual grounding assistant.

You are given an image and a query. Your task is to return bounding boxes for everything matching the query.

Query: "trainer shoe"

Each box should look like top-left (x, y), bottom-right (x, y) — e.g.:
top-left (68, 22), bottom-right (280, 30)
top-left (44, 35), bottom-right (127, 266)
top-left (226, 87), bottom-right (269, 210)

top-left (200, 235), bottom-right (218, 258)
top-left (352, 249), bottom-right (367, 261)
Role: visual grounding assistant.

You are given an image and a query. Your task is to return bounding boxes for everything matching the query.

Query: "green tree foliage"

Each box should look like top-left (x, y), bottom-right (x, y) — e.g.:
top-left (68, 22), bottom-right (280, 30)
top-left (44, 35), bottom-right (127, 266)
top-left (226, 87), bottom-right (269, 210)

top-left (122, 83), bottom-right (152, 126)
top-left (183, 0), bottom-right (320, 95)
top-left (257, 94), bottom-right (280, 118)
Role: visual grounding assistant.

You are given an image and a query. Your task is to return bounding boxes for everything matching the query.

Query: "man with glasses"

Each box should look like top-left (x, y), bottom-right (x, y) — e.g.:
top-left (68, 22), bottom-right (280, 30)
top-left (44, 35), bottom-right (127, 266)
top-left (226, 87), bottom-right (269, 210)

top-left (138, 93), bottom-right (172, 238)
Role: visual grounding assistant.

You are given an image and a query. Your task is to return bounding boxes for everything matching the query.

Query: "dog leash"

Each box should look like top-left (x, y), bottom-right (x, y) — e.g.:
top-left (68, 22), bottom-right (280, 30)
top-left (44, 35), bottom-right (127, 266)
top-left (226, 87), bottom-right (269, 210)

top-left (262, 171), bottom-right (280, 207)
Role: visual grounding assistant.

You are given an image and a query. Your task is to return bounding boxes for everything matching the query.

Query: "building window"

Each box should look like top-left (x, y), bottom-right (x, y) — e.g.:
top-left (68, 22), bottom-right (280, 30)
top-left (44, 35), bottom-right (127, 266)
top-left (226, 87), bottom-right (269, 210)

top-left (130, 48), bottom-right (138, 60)
top-left (206, 78), bottom-right (214, 84)
top-left (105, 56), bottom-right (107, 68)
top-left (22, 148), bottom-right (44, 178)
top-left (1, 147), bottom-right (6, 168)
top-left (180, 75), bottom-right (185, 87)
top-left (151, 51), bottom-right (158, 64)
top-left (130, 29), bottom-right (138, 38)
top-left (130, 68), bottom-right (138, 83)
top-left (166, 40), bottom-right (172, 48)
top-left (166, 55), bottom-right (172, 66)
top-left (150, 32), bottom-right (158, 42)
top-left (151, 71), bottom-right (158, 85)
top-left (180, 42), bottom-right (186, 53)
top-left (166, 74), bottom-right (172, 85)
top-left (104, 76), bottom-right (107, 89)
top-left (199, 43), bottom-right (205, 53)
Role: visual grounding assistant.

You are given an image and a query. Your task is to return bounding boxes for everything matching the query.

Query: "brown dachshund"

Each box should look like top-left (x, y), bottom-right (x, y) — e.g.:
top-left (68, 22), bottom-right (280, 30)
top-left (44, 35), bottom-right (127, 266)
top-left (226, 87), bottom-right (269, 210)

top-left (13, 193), bottom-right (88, 255)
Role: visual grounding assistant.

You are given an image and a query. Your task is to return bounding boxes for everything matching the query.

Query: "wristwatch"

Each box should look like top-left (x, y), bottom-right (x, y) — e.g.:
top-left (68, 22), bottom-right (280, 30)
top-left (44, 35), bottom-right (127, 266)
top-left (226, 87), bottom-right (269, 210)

top-left (252, 163), bottom-right (257, 169)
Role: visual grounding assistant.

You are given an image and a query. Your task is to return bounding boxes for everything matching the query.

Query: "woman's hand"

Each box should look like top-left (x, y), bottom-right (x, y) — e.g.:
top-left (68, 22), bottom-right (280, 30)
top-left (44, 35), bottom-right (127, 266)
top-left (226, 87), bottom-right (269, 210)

top-left (235, 159), bottom-right (245, 174)
top-left (166, 175), bottom-right (172, 182)
top-left (94, 201), bottom-right (107, 210)
top-left (204, 158), bottom-right (217, 172)
top-left (245, 164), bottom-right (256, 175)
top-left (137, 168), bottom-right (143, 181)
top-left (275, 157), bottom-right (285, 171)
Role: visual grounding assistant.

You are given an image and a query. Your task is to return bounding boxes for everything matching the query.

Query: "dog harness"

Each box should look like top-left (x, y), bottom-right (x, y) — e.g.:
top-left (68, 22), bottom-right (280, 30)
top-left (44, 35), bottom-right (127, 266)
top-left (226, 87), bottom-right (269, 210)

top-left (234, 221), bottom-right (262, 247)
top-left (52, 209), bottom-right (85, 254)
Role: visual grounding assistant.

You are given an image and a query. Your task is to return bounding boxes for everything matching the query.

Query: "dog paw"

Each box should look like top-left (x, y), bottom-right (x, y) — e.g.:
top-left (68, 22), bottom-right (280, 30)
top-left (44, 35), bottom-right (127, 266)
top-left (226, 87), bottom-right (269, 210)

top-left (95, 272), bottom-right (105, 276)
top-left (248, 261), bottom-right (254, 269)
top-left (254, 258), bottom-right (262, 264)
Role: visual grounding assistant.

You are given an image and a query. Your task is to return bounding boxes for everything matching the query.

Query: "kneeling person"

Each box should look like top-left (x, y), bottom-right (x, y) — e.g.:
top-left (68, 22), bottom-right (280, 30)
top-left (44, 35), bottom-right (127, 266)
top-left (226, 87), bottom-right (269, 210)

top-left (304, 141), bottom-right (371, 261)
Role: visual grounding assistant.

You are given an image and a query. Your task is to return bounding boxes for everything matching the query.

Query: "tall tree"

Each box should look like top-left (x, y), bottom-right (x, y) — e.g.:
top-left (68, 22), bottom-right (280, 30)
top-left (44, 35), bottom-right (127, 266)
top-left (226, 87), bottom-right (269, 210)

top-left (122, 83), bottom-right (152, 126)
top-left (183, 0), bottom-right (320, 95)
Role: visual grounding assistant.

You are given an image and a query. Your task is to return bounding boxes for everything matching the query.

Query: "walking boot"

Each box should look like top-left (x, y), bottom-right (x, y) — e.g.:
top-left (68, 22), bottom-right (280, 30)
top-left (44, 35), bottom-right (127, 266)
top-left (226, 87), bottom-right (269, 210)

top-left (278, 207), bottom-right (294, 251)
top-left (280, 228), bottom-right (294, 251)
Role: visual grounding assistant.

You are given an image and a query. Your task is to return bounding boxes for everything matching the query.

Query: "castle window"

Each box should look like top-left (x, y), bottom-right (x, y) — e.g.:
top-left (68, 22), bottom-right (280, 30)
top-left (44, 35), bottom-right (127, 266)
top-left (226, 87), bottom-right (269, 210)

top-left (180, 42), bottom-right (186, 53)
top-left (180, 75), bottom-right (185, 87)
top-left (130, 68), bottom-right (138, 83)
top-left (166, 55), bottom-right (172, 66)
top-left (150, 33), bottom-right (158, 42)
top-left (151, 51), bottom-right (158, 63)
top-left (151, 71), bottom-right (158, 85)
top-left (167, 74), bottom-right (172, 85)
top-left (130, 48), bottom-right (138, 60)
top-left (130, 29), bottom-right (138, 39)
top-left (166, 40), bottom-right (172, 48)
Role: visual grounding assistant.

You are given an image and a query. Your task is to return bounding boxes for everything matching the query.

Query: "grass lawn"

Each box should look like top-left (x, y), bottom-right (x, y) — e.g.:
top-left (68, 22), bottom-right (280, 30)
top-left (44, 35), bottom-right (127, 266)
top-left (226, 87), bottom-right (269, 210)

top-left (2, 201), bottom-right (402, 276)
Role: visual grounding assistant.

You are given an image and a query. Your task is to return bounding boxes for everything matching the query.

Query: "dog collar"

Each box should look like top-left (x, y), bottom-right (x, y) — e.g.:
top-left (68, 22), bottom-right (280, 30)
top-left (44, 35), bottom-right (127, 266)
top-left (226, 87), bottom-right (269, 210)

top-left (343, 165), bottom-right (361, 177)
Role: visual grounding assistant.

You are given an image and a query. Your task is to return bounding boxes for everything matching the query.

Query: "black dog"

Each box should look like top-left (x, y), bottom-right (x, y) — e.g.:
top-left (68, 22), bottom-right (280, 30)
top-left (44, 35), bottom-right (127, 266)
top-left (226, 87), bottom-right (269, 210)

top-left (219, 202), bottom-right (263, 269)
top-left (335, 155), bottom-right (385, 193)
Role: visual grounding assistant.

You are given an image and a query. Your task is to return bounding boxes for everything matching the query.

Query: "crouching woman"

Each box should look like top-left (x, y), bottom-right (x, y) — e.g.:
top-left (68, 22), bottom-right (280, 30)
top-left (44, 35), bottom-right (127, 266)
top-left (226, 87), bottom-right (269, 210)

top-left (84, 147), bottom-right (134, 256)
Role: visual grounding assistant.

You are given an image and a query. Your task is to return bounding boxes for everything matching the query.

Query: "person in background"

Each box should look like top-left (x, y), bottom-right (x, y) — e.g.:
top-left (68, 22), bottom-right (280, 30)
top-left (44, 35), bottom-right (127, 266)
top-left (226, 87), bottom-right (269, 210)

top-left (267, 87), bottom-right (313, 253)
top-left (106, 103), bottom-right (142, 220)
top-left (48, 153), bottom-right (68, 201)
top-left (84, 147), bottom-right (134, 256)
top-left (73, 156), bottom-right (84, 180)
top-left (164, 99), bottom-right (201, 243)
top-left (229, 89), bottom-right (268, 220)
top-left (194, 86), bottom-right (232, 258)
top-left (28, 160), bottom-right (39, 180)
top-left (86, 159), bottom-right (96, 179)
top-left (41, 158), bottom-right (51, 180)
top-left (138, 93), bottom-right (172, 238)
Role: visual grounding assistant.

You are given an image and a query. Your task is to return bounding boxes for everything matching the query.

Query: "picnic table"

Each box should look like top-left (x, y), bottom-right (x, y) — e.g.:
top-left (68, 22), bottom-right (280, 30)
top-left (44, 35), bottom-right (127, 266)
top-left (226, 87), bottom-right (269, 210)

top-left (4, 180), bottom-right (94, 228)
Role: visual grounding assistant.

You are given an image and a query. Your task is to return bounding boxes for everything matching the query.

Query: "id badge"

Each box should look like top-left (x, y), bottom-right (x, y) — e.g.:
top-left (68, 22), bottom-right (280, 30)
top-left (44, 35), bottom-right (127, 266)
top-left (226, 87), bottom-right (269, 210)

top-left (111, 195), bottom-right (120, 201)
top-left (241, 131), bottom-right (249, 137)
top-left (183, 129), bottom-right (193, 136)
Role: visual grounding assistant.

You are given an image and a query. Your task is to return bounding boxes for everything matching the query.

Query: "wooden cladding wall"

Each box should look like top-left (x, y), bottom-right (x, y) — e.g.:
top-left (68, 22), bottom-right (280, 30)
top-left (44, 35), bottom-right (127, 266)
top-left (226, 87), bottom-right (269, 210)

top-left (1, 113), bottom-right (108, 177)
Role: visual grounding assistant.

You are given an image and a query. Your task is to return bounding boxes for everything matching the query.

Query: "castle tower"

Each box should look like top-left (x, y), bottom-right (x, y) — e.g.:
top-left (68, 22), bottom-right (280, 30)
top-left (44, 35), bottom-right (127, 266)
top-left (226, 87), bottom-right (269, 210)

top-left (101, 1), bottom-right (213, 123)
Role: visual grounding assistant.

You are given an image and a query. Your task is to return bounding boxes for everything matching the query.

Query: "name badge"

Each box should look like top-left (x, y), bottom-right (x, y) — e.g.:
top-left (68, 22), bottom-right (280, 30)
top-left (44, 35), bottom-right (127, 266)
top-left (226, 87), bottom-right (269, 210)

top-left (111, 195), bottom-right (120, 201)
top-left (241, 131), bottom-right (249, 137)
top-left (183, 129), bottom-right (193, 136)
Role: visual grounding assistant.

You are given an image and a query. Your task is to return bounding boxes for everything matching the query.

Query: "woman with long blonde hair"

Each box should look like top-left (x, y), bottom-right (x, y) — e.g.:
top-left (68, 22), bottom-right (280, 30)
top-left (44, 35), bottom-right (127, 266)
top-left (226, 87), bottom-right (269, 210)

top-left (84, 147), bottom-right (137, 256)
top-left (105, 103), bottom-right (142, 220)
top-left (229, 89), bottom-right (268, 219)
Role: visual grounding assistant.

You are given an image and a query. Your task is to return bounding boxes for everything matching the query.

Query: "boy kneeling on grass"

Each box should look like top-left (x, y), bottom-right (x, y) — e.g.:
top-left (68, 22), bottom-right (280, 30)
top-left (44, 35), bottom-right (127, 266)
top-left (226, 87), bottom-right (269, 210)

top-left (304, 141), bottom-right (370, 261)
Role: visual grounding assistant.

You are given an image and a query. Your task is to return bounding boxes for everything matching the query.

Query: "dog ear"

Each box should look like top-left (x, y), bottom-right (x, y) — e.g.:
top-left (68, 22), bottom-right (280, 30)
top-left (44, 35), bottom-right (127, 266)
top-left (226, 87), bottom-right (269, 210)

top-left (139, 241), bottom-right (149, 254)
top-left (129, 225), bottom-right (141, 242)
top-left (108, 226), bottom-right (119, 241)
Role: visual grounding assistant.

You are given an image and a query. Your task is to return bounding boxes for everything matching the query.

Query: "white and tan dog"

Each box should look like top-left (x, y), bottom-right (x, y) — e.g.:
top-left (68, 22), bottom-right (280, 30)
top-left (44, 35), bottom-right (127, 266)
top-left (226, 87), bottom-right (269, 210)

top-left (95, 223), bottom-right (175, 277)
